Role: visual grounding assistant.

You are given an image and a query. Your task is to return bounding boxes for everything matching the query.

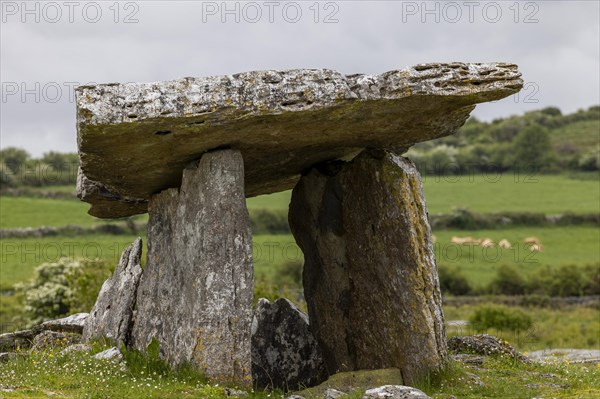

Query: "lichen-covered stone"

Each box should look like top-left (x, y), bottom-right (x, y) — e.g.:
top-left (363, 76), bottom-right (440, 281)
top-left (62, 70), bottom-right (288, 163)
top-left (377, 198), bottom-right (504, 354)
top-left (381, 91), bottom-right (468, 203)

top-left (130, 149), bottom-right (253, 385)
top-left (293, 369), bottom-right (404, 398)
top-left (252, 298), bottom-right (327, 390)
top-left (76, 64), bottom-right (522, 218)
top-left (362, 385), bottom-right (432, 399)
top-left (289, 150), bottom-right (446, 384)
top-left (82, 238), bottom-right (143, 346)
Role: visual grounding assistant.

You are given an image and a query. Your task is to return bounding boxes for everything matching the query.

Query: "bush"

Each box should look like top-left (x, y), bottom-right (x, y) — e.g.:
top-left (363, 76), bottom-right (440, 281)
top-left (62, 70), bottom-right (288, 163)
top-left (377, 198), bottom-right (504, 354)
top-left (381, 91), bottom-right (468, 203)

top-left (250, 209), bottom-right (290, 235)
top-left (469, 304), bottom-right (533, 333)
top-left (274, 260), bottom-right (303, 288)
top-left (16, 258), bottom-right (112, 325)
top-left (438, 265), bottom-right (472, 296)
top-left (489, 265), bottom-right (527, 295)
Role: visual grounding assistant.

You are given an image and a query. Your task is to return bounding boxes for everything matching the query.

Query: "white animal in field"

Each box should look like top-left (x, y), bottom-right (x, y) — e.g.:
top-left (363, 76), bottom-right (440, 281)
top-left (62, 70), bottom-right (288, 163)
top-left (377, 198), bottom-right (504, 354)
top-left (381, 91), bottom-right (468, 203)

top-left (479, 238), bottom-right (494, 248)
top-left (528, 243), bottom-right (544, 252)
top-left (524, 236), bottom-right (541, 245)
top-left (498, 239), bottom-right (512, 249)
top-left (451, 236), bottom-right (480, 245)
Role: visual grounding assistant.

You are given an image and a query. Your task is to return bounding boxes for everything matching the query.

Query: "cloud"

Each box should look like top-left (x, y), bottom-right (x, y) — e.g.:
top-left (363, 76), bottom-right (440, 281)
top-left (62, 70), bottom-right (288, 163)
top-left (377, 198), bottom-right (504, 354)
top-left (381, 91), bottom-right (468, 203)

top-left (1, 0), bottom-right (598, 156)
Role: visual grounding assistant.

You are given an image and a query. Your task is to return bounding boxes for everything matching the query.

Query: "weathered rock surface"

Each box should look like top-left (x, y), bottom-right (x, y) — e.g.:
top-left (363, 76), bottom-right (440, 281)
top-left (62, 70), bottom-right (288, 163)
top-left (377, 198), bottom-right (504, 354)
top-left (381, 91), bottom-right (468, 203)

top-left (38, 313), bottom-right (89, 334)
top-left (31, 331), bottom-right (80, 351)
top-left (252, 298), bottom-right (327, 390)
top-left (363, 385), bottom-right (432, 399)
top-left (448, 334), bottom-right (529, 363)
top-left (94, 347), bottom-right (123, 362)
top-left (294, 369), bottom-right (403, 398)
top-left (82, 237), bottom-right (143, 346)
top-left (76, 64), bottom-right (522, 218)
top-left (289, 150), bottom-right (446, 384)
top-left (130, 149), bottom-right (254, 385)
top-left (0, 314), bottom-right (88, 351)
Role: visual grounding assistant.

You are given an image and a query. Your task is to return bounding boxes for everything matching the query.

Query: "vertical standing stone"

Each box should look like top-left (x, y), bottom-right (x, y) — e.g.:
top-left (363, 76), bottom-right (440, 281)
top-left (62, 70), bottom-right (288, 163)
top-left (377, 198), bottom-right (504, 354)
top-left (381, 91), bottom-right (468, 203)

top-left (82, 237), bottom-right (143, 346)
top-left (130, 149), bottom-right (254, 385)
top-left (289, 150), bottom-right (446, 384)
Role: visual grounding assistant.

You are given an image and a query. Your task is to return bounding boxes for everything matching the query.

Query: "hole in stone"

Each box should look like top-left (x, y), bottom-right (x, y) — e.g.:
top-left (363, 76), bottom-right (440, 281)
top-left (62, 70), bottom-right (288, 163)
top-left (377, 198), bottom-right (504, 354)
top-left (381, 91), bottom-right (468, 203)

top-left (155, 130), bottom-right (172, 136)
top-left (128, 114), bottom-right (138, 119)
top-left (471, 81), bottom-right (483, 86)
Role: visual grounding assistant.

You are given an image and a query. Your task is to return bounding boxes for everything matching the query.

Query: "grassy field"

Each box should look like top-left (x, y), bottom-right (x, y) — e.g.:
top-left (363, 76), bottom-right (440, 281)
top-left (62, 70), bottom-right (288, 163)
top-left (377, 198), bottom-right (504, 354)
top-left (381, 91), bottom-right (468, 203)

top-left (551, 119), bottom-right (600, 153)
top-left (0, 342), bottom-right (598, 399)
top-left (1, 173), bottom-right (598, 229)
top-left (444, 303), bottom-right (600, 351)
top-left (433, 226), bottom-right (600, 287)
top-left (248, 173), bottom-right (600, 215)
top-left (0, 235), bottom-right (144, 287)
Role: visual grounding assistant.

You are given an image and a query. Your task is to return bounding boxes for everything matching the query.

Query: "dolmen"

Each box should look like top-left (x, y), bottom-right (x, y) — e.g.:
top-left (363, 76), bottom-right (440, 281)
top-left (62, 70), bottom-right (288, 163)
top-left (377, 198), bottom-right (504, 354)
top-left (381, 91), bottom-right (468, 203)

top-left (76, 63), bottom-right (523, 388)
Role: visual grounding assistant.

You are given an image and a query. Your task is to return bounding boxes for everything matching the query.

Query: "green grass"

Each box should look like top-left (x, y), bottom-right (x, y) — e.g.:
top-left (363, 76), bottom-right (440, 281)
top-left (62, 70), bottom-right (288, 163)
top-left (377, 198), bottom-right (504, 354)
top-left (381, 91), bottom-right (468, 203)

top-left (444, 304), bottom-right (600, 351)
top-left (421, 173), bottom-right (600, 215)
top-left (1, 174), bottom-right (597, 230)
top-left (0, 235), bottom-right (144, 288)
top-left (0, 343), bottom-right (598, 398)
top-left (244, 173), bottom-right (600, 215)
top-left (551, 119), bottom-right (600, 153)
top-left (247, 191), bottom-right (291, 211)
top-left (0, 197), bottom-right (125, 229)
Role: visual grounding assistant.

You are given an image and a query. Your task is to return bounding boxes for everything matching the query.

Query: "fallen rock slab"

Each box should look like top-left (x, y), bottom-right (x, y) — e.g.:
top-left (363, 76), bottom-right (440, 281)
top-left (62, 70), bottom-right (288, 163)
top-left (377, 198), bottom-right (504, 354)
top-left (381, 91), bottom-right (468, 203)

top-left (526, 349), bottom-right (600, 364)
top-left (76, 63), bottom-right (522, 218)
top-left (37, 313), bottom-right (89, 334)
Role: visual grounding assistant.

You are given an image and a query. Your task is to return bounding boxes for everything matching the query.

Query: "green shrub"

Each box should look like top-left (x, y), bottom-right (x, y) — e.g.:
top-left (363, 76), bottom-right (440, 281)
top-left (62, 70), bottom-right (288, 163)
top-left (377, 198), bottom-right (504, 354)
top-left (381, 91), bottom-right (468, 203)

top-left (250, 209), bottom-right (290, 235)
top-left (438, 265), bottom-right (472, 296)
top-left (489, 265), bottom-right (527, 295)
top-left (469, 304), bottom-right (533, 333)
top-left (16, 257), bottom-right (112, 325)
top-left (274, 260), bottom-right (303, 288)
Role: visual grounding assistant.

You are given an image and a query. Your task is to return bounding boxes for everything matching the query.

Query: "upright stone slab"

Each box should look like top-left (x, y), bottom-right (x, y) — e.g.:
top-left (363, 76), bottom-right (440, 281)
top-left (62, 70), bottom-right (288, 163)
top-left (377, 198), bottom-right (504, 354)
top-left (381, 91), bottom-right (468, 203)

top-left (130, 149), bottom-right (254, 385)
top-left (289, 150), bottom-right (446, 384)
top-left (82, 237), bottom-right (143, 346)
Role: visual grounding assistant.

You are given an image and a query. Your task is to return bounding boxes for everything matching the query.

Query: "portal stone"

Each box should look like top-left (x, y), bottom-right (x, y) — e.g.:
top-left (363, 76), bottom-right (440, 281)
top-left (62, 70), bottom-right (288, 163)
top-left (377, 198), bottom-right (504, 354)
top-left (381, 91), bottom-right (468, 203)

top-left (82, 237), bottom-right (142, 346)
top-left (289, 150), bottom-right (446, 384)
top-left (130, 149), bottom-right (254, 385)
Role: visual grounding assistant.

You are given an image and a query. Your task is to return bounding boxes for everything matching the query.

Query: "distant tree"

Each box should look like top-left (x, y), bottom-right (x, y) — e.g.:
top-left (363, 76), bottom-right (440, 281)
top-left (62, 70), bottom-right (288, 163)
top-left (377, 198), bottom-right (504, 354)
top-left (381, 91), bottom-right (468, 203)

top-left (511, 124), bottom-right (555, 171)
top-left (539, 106), bottom-right (562, 117)
top-left (0, 147), bottom-right (29, 174)
top-left (41, 151), bottom-right (78, 172)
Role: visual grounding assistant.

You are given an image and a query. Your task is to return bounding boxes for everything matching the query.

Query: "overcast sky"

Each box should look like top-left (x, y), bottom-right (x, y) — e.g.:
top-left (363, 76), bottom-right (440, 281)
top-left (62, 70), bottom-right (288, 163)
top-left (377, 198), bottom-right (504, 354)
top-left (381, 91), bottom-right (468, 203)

top-left (1, 0), bottom-right (599, 156)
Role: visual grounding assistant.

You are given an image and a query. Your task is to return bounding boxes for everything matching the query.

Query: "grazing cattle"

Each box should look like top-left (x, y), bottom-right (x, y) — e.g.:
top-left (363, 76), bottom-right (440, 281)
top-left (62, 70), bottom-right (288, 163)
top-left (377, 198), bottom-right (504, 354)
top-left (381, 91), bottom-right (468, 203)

top-left (528, 243), bottom-right (544, 252)
top-left (498, 239), bottom-right (512, 249)
top-left (524, 236), bottom-right (541, 245)
top-left (480, 238), bottom-right (494, 248)
top-left (451, 236), bottom-right (480, 245)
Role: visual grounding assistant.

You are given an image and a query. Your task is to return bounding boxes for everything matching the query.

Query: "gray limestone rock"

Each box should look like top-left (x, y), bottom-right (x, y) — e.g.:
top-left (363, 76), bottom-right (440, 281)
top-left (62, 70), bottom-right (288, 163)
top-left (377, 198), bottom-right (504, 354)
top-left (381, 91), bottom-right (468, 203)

top-left (252, 298), bottom-right (327, 390)
top-left (75, 64), bottom-right (522, 218)
top-left (93, 347), bottom-right (123, 362)
top-left (362, 385), bottom-right (432, 399)
top-left (31, 331), bottom-right (80, 351)
top-left (130, 149), bottom-right (254, 385)
top-left (82, 238), bottom-right (143, 346)
top-left (38, 313), bottom-right (89, 334)
top-left (289, 150), bottom-right (446, 384)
